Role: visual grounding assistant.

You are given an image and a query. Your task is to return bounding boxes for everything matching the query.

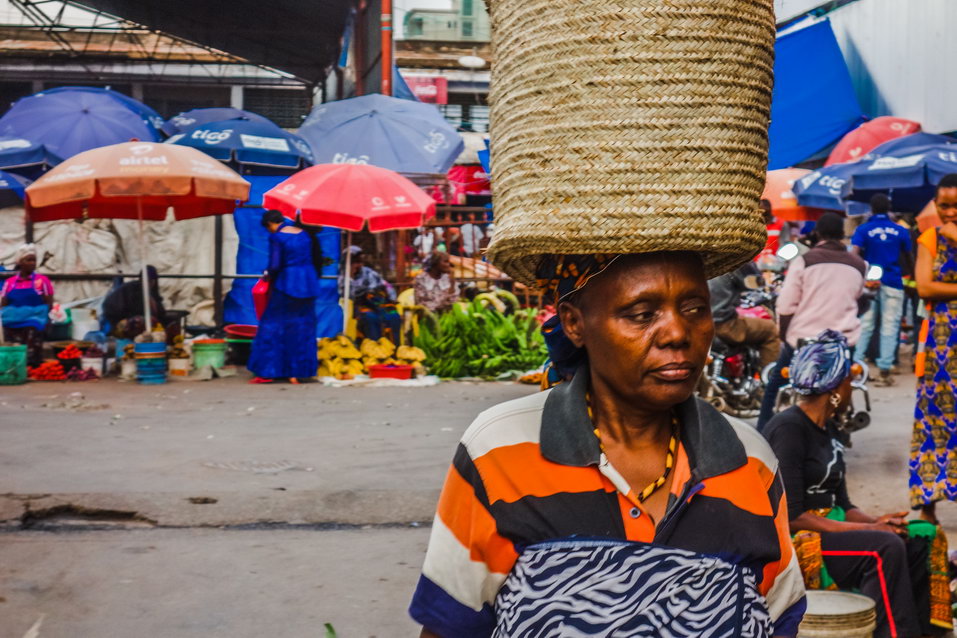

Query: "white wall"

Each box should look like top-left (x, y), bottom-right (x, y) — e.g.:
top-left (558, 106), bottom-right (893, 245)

top-left (827, 0), bottom-right (957, 133)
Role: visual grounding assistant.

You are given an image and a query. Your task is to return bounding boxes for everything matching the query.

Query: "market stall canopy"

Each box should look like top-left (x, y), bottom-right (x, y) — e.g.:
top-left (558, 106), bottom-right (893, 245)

top-left (845, 143), bottom-right (957, 212)
top-left (263, 163), bottom-right (436, 232)
top-left (0, 89), bottom-right (160, 160)
top-left (166, 118), bottom-right (314, 169)
top-left (25, 142), bottom-right (250, 222)
top-left (77, 0), bottom-right (352, 85)
top-left (825, 117), bottom-right (921, 166)
top-left (299, 94), bottom-right (465, 175)
top-left (768, 19), bottom-right (864, 170)
top-left (162, 108), bottom-right (274, 136)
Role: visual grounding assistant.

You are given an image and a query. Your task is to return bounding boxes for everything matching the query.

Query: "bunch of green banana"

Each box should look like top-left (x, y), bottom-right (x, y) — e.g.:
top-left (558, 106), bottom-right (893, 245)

top-left (415, 291), bottom-right (547, 379)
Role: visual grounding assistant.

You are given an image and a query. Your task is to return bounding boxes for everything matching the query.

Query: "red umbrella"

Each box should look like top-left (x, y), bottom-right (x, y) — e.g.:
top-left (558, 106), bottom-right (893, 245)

top-left (262, 163), bottom-right (436, 332)
top-left (826, 116), bottom-right (921, 166)
top-left (262, 163), bottom-right (436, 231)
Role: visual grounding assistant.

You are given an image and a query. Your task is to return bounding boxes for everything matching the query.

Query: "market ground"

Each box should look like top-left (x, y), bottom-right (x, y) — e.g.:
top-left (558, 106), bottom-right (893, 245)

top-left (0, 374), bottom-right (947, 637)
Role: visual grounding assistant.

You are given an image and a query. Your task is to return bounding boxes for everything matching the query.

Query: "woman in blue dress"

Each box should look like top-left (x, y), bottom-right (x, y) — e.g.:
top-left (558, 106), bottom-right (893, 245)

top-left (248, 210), bottom-right (321, 383)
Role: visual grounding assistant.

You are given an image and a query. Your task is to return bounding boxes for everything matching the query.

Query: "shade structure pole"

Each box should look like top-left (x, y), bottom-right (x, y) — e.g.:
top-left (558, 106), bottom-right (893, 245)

top-left (137, 197), bottom-right (151, 334)
top-left (213, 214), bottom-right (224, 328)
top-left (342, 231), bottom-right (352, 335)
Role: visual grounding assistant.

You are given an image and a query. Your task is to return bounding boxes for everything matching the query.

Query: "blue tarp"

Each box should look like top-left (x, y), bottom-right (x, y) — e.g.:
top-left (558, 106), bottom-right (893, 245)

top-left (768, 20), bottom-right (865, 169)
top-left (224, 175), bottom-right (342, 337)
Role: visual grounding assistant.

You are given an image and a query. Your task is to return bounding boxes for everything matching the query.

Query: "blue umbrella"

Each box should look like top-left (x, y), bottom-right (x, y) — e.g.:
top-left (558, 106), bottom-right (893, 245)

top-left (846, 143), bottom-right (957, 212)
top-left (40, 86), bottom-right (164, 134)
top-left (0, 136), bottom-right (62, 178)
top-left (0, 89), bottom-right (160, 159)
top-left (0, 169), bottom-right (29, 208)
top-left (792, 132), bottom-right (957, 214)
top-left (791, 160), bottom-right (860, 212)
top-left (298, 94), bottom-right (464, 174)
top-left (162, 108), bottom-right (274, 136)
top-left (165, 117), bottom-right (313, 169)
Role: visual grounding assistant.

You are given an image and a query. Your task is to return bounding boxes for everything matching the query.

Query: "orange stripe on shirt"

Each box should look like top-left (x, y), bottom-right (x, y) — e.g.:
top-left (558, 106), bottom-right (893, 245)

top-left (436, 463), bottom-right (518, 574)
top-left (473, 441), bottom-right (606, 505)
top-left (697, 458), bottom-right (775, 517)
top-left (761, 486), bottom-right (794, 596)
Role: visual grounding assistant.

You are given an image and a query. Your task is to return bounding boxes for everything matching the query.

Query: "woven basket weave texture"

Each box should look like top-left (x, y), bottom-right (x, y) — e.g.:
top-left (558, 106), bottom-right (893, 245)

top-left (485, 0), bottom-right (776, 285)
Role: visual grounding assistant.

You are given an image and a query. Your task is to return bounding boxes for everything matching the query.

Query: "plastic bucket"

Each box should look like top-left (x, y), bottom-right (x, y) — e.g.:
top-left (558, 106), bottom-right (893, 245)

top-left (80, 357), bottom-right (103, 377)
top-left (134, 343), bottom-right (168, 385)
top-left (798, 591), bottom-right (876, 638)
top-left (168, 357), bottom-right (190, 377)
top-left (0, 344), bottom-right (28, 385)
top-left (192, 339), bottom-right (227, 369)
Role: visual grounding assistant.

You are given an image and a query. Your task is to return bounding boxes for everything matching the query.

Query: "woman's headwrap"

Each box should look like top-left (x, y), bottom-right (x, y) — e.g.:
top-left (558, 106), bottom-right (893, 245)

top-left (537, 254), bottom-right (619, 386)
top-left (789, 329), bottom-right (852, 396)
top-left (14, 243), bottom-right (37, 265)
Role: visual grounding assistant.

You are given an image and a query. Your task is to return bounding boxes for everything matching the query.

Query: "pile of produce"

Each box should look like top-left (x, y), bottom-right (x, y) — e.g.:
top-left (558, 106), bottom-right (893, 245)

top-left (66, 367), bottom-right (99, 381)
top-left (168, 335), bottom-right (190, 360)
top-left (84, 345), bottom-right (106, 358)
top-left (29, 361), bottom-right (67, 381)
top-left (317, 336), bottom-right (427, 379)
top-left (56, 344), bottom-right (83, 361)
top-left (415, 299), bottom-right (547, 379)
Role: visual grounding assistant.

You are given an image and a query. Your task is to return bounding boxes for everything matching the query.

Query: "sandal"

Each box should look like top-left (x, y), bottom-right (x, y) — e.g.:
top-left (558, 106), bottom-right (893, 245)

top-left (249, 377), bottom-right (275, 384)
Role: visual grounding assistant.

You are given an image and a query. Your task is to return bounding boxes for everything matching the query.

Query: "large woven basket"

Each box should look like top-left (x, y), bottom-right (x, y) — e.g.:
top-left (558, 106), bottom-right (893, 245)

top-left (485, 0), bottom-right (776, 285)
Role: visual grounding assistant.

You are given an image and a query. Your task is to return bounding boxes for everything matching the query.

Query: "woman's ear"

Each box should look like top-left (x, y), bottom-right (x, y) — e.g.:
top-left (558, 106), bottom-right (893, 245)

top-left (558, 301), bottom-right (586, 348)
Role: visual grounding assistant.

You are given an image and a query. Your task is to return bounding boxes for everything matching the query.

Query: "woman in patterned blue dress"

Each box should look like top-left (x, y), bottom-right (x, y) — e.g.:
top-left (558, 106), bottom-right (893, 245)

top-left (247, 210), bottom-right (321, 383)
top-left (911, 174), bottom-right (957, 522)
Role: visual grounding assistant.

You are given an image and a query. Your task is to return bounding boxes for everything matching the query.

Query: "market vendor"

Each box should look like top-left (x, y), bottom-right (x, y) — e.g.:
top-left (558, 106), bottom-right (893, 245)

top-left (0, 243), bottom-right (54, 366)
top-left (339, 246), bottom-right (401, 343)
top-left (102, 265), bottom-right (173, 339)
top-left (413, 252), bottom-right (458, 313)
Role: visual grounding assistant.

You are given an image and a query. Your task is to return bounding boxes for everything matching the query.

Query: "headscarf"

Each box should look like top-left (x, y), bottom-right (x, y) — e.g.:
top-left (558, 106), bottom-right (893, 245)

top-left (14, 243), bottom-right (37, 265)
top-left (789, 329), bottom-right (852, 396)
top-left (537, 254), bottom-right (619, 386)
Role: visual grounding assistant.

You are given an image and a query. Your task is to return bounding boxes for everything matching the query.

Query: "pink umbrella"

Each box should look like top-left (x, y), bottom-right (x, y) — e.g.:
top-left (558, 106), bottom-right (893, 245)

top-left (826, 116), bottom-right (921, 166)
top-left (262, 163), bottom-right (436, 332)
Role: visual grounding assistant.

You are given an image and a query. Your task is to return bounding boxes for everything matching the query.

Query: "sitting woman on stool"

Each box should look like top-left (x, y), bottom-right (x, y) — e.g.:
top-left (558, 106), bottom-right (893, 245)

top-left (0, 243), bottom-right (54, 366)
top-left (764, 330), bottom-right (951, 638)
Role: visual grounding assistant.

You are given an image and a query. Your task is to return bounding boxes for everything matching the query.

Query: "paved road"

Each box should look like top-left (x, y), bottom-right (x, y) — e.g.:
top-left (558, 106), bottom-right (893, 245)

top-left (0, 374), bottom-right (950, 637)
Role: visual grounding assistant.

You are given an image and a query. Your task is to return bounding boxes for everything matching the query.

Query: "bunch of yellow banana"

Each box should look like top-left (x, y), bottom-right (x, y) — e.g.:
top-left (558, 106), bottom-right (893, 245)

top-left (317, 335), bottom-right (365, 378)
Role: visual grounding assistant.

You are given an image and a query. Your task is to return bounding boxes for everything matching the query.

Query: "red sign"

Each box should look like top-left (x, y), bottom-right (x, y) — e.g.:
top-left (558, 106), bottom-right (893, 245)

top-left (403, 76), bottom-right (449, 104)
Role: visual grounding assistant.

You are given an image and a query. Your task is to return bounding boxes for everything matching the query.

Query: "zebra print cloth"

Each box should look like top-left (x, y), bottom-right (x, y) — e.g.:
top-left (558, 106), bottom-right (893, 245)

top-left (493, 538), bottom-right (773, 637)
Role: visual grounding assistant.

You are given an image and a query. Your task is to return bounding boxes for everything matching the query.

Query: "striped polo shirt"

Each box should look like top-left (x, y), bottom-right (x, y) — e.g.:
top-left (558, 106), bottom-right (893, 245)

top-left (409, 368), bottom-right (806, 637)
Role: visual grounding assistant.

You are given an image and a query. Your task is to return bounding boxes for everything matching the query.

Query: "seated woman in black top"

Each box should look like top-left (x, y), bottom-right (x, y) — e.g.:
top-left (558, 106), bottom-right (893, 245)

top-left (764, 330), bottom-right (951, 638)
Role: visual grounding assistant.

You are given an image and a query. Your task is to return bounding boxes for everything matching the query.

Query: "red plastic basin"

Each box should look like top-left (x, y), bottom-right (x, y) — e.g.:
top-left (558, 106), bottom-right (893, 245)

top-left (224, 324), bottom-right (258, 339)
top-left (368, 364), bottom-right (414, 380)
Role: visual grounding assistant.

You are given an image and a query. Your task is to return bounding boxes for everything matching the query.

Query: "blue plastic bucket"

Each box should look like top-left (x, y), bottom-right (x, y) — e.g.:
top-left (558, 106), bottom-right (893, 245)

top-left (134, 343), bottom-right (167, 384)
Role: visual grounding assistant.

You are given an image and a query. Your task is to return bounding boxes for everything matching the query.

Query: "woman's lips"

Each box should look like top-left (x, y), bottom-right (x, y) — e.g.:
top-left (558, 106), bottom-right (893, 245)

top-left (649, 363), bottom-right (695, 381)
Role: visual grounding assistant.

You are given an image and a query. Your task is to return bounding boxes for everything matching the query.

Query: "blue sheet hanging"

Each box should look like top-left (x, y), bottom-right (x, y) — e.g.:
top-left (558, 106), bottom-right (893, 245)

top-left (768, 19), bottom-right (865, 170)
top-left (224, 175), bottom-right (342, 337)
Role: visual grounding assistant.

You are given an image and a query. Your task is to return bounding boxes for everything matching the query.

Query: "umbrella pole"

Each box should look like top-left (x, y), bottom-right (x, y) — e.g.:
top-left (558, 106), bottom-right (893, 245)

top-left (137, 197), bottom-right (152, 335)
top-left (342, 231), bottom-right (352, 335)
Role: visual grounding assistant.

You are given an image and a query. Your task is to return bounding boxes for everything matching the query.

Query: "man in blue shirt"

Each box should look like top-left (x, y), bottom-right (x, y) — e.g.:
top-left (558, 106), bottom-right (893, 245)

top-left (851, 194), bottom-right (914, 385)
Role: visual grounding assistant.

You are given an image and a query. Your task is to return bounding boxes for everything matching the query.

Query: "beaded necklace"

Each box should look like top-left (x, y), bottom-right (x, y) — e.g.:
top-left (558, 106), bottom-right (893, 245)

top-left (586, 390), bottom-right (678, 503)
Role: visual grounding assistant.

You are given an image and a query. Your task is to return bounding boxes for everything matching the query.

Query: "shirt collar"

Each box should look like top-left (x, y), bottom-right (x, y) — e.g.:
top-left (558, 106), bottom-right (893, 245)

top-left (540, 365), bottom-right (749, 480)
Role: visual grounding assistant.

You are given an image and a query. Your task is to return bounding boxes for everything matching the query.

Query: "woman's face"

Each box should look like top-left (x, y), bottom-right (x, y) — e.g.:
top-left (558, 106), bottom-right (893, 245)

top-left (833, 376), bottom-right (854, 413)
top-left (560, 252), bottom-right (714, 412)
top-left (266, 221), bottom-right (282, 233)
top-left (937, 187), bottom-right (957, 224)
top-left (18, 254), bottom-right (37, 275)
top-left (436, 254), bottom-right (452, 274)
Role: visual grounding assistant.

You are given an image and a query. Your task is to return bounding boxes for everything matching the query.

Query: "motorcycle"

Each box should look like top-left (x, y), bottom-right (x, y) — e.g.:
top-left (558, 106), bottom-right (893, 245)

top-left (698, 336), bottom-right (765, 418)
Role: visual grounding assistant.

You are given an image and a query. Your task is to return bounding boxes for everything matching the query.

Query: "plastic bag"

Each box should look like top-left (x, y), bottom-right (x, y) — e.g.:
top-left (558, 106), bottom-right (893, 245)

top-left (252, 278), bottom-right (271, 319)
top-left (48, 302), bottom-right (69, 323)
